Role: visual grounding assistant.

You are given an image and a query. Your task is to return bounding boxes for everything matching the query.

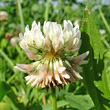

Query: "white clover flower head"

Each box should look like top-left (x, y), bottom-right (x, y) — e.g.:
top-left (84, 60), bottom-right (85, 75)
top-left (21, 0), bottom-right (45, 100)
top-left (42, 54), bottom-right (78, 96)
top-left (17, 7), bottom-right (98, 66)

top-left (15, 20), bottom-right (89, 89)
top-left (0, 11), bottom-right (8, 21)
top-left (10, 37), bottom-right (20, 46)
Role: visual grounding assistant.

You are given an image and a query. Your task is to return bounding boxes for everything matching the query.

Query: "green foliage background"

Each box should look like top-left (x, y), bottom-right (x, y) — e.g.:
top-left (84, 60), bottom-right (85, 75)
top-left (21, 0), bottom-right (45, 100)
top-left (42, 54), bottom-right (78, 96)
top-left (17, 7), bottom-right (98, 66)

top-left (0, 0), bottom-right (110, 110)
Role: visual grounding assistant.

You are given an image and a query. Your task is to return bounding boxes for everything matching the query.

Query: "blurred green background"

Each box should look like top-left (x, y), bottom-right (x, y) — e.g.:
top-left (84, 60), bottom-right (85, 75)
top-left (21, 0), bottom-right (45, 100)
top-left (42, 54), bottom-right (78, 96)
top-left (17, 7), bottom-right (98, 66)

top-left (0, 0), bottom-right (110, 110)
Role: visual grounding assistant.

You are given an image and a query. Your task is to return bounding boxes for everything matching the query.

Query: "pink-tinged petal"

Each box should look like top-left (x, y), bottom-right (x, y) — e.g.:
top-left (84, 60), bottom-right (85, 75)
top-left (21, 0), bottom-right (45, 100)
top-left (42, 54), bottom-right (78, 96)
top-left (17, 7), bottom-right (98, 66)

top-left (76, 66), bottom-right (83, 72)
top-left (31, 72), bottom-right (47, 87)
top-left (58, 67), bottom-right (70, 79)
top-left (31, 75), bottom-right (43, 87)
top-left (25, 49), bottom-right (37, 60)
top-left (25, 74), bottom-right (35, 80)
top-left (75, 51), bottom-right (89, 61)
top-left (26, 75), bottom-right (36, 85)
top-left (71, 69), bottom-right (83, 79)
top-left (47, 75), bottom-right (52, 82)
top-left (58, 67), bottom-right (66, 74)
top-left (25, 75), bottom-right (31, 80)
top-left (14, 64), bottom-right (33, 72)
top-left (39, 65), bottom-right (46, 72)
top-left (55, 74), bottom-right (62, 84)
top-left (71, 48), bottom-right (79, 53)
top-left (61, 71), bottom-right (70, 79)
top-left (80, 60), bottom-right (88, 65)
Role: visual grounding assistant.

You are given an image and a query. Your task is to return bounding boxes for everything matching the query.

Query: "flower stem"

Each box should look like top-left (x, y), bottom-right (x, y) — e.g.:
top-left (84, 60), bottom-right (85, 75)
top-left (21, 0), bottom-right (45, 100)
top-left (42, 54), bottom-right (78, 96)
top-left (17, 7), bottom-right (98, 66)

top-left (98, 7), bottom-right (110, 33)
top-left (17, 0), bottom-right (25, 33)
top-left (45, 0), bottom-right (50, 21)
top-left (51, 87), bottom-right (57, 110)
top-left (0, 49), bottom-right (14, 69)
top-left (0, 48), bottom-right (18, 83)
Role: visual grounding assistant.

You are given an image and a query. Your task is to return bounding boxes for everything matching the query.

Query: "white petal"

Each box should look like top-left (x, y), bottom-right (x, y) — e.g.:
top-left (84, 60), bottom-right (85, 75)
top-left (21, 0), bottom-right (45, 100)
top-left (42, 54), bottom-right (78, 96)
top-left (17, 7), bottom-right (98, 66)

top-left (31, 21), bottom-right (40, 32)
top-left (19, 40), bottom-right (28, 50)
top-left (73, 24), bottom-right (79, 33)
top-left (38, 22), bottom-right (41, 29)
top-left (34, 30), bottom-right (45, 48)
top-left (32, 21), bottom-right (37, 30)
top-left (19, 33), bottom-right (23, 40)
top-left (59, 59), bottom-right (63, 66)
top-left (73, 39), bottom-right (82, 49)
top-left (64, 20), bottom-right (73, 31)
top-left (25, 25), bottom-right (29, 32)
top-left (73, 38), bottom-right (79, 46)
top-left (43, 21), bottom-right (50, 35)
top-left (24, 31), bottom-right (33, 45)
top-left (74, 30), bottom-right (81, 38)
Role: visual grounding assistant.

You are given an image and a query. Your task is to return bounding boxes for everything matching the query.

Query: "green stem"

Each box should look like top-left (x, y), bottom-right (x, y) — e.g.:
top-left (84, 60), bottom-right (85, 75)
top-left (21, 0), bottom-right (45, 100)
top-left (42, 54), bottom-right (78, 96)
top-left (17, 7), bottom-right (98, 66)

top-left (51, 88), bottom-right (57, 110)
top-left (101, 37), bottom-right (110, 49)
top-left (0, 49), bottom-right (18, 83)
top-left (17, 0), bottom-right (25, 33)
top-left (45, 0), bottom-right (50, 21)
top-left (7, 71), bottom-right (18, 84)
top-left (15, 45), bottom-right (23, 59)
top-left (0, 49), bottom-right (14, 69)
top-left (98, 7), bottom-right (110, 33)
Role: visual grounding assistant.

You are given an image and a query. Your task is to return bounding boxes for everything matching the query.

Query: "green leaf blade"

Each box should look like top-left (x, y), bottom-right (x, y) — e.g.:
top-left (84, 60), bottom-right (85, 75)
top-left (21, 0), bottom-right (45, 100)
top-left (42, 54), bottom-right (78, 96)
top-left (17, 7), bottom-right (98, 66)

top-left (80, 8), bottom-right (110, 110)
top-left (0, 81), bottom-right (11, 101)
top-left (65, 94), bottom-right (94, 110)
